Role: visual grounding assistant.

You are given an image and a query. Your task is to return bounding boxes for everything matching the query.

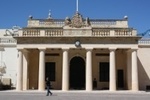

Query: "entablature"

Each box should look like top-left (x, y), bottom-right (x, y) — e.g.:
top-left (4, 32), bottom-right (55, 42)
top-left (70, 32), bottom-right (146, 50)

top-left (15, 36), bottom-right (140, 44)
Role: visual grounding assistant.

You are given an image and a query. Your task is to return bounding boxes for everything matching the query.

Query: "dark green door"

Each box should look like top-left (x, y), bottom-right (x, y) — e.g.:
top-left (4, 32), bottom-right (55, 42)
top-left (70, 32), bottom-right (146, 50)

top-left (117, 70), bottom-right (124, 89)
top-left (70, 57), bottom-right (85, 89)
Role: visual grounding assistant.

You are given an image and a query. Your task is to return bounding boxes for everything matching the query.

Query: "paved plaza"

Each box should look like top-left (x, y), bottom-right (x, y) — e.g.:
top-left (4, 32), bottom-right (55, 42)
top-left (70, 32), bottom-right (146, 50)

top-left (0, 90), bottom-right (150, 100)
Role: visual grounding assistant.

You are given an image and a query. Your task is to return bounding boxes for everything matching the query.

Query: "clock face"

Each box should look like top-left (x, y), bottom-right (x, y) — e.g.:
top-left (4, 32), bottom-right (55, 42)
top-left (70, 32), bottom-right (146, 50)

top-left (75, 41), bottom-right (80, 47)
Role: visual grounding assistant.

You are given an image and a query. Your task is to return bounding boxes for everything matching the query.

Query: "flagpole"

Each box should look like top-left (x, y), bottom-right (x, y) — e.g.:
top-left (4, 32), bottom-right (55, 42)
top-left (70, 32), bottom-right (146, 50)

top-left (76, 0), bottom-right (78, 12)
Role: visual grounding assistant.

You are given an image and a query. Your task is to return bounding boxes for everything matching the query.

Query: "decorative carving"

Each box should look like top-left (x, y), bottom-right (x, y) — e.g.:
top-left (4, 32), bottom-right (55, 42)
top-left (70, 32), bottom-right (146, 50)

top-left (71, 12), bottom-right (83, 28)
top-left (64, 12), bottom-right (91, 28)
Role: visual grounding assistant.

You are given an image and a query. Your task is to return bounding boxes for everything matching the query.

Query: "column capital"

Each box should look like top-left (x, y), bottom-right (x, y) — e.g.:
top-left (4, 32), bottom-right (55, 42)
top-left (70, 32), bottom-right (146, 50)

top-left (17, 48), bottom-right (24, 51)
top-left (62, 48), bottom-right (70, 51)
top-left (126, 49), bottom-right (132, 53)
top-left (38, 48), bottom-right (46, 51)
top-left (23, 49), bottom-right (30, 53)
top-left (85, 47), bottom-right (93, 51)
top-left (109, 47), bottom-right (117, 51)
top-left (126, 48), bottom-right (138, 53)
top-left (131, 47), bottom-right (138, 51)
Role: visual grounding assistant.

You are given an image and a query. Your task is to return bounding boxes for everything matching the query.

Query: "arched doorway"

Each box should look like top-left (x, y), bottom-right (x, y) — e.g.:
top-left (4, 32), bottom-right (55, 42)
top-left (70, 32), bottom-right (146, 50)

top-left (70, 56), bottom-right (85, 90)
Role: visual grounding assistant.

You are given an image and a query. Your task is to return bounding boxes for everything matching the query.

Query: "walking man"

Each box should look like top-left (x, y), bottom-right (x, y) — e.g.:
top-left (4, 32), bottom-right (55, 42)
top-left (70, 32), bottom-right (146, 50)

top-left (46, 77), bottom-right (52, 96)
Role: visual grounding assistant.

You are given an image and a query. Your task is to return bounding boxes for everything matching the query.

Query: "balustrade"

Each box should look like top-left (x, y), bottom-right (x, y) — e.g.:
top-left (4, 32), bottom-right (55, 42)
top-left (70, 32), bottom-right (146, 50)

top-left (45, 29), bottom-right (63, 36)
top-left (39, 20), bottom-right (64, 27)
top-left (115, 30), bottom-right (132, 36)
top-left (21, 29), bottom-right (135, 37)
top-left (92, 29), bottom-right (110, 36)
top-left (91, 20), bottom-right (116, 27)
top-left (23, 30), bottom-right (40, 36)
top-left (138, 40), bottom-right (150, 44)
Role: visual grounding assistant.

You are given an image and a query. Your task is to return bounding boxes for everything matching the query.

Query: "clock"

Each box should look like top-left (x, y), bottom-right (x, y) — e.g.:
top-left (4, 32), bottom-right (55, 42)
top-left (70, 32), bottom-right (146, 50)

top-left (75, 40), bottom-right (80, 47)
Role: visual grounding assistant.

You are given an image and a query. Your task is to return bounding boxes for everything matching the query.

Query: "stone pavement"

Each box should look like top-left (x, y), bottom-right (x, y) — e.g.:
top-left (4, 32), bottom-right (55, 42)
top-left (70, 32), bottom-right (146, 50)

top-left (0, 90), bottom-right (150, 100)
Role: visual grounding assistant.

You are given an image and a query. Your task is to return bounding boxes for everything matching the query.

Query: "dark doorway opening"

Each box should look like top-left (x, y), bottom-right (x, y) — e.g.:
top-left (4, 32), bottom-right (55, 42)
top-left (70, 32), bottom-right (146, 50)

top-left (99, 62), bottom-right (109, 90)
top-left (99, 62), bottom-right (109, 82)
top-left (45, 62), bottom-right (56, 81)
top-left (70, 57), bottom-right (85, 90)
top-left (117, 70), bottom-right (124, 89)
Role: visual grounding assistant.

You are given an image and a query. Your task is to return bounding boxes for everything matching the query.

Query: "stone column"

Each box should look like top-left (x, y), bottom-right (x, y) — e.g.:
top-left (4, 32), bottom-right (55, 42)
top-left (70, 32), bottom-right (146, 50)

top-left (23, 50), bottom-right (29, 90)
top-left (109, 48), bottom-right (116, 91)
top-left (16, 49), bottom-right (23, 91)
top-left (62, 49), bottom-right (69, 91)
top-left (86, 48), bottom-right (93, 91)
top-left (131, 49), bottom-right (139, 91)
top-left (38, 49), bottom-right (46, 91)
top-left (127, 50), bottom-right (131, 90)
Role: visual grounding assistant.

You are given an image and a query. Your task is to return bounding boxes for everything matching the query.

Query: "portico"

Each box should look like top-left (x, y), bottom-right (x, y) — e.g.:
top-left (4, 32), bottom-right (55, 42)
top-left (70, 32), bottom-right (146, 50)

top-left (16, 45), bottom-right (139, 91)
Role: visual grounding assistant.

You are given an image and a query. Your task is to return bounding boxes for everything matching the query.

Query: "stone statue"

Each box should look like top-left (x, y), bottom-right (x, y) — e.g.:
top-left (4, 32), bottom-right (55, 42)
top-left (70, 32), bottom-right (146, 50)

top-left (65, 17), bottom-right (71, 26)
top-left (85, 17), bottom-right (90, 27)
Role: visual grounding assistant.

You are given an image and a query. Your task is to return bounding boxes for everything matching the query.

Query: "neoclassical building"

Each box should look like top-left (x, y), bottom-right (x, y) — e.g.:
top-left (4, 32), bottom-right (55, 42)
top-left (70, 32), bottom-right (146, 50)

top-left (14, 11), bottom-right (142, 91)
top-left (1, 11), bottom-right (148, 92)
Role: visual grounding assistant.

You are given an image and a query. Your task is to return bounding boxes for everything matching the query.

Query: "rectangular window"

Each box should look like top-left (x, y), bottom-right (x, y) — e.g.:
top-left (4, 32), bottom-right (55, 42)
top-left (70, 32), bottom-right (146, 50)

top-left (99, 62), bottom-right (109, 82)
top-left (45, 62), bottom-right (56, 81)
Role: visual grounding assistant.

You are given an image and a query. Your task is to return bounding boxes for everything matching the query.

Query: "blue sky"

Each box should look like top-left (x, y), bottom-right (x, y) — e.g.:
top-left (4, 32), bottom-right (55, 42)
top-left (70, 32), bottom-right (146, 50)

top-left (0, 0), bottom-right (150, 34)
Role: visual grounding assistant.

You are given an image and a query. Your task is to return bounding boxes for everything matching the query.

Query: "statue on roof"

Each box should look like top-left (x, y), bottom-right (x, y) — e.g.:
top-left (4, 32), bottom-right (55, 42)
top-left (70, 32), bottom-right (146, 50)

top-left (85, 17), bottom-right (91, 27)
top-left (65, 17), bottom-right (71, 26)
top-left (47, 10), bottom-right (52, 19)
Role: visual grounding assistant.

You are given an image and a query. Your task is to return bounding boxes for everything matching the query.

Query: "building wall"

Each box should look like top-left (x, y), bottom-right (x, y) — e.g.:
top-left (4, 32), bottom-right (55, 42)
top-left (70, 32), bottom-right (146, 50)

top-left (92, 49), bottom-right (109, 89)
top-left (28, 49), bottom-right (39, 89)
top-left (1, 47), bottom-right (18, 87)
top-left (0, 29), bottom-right (17, 87)
top-left (138, 47), bottom-right (150, 90)
top-left (45, 49), bottom-right (62, 90)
